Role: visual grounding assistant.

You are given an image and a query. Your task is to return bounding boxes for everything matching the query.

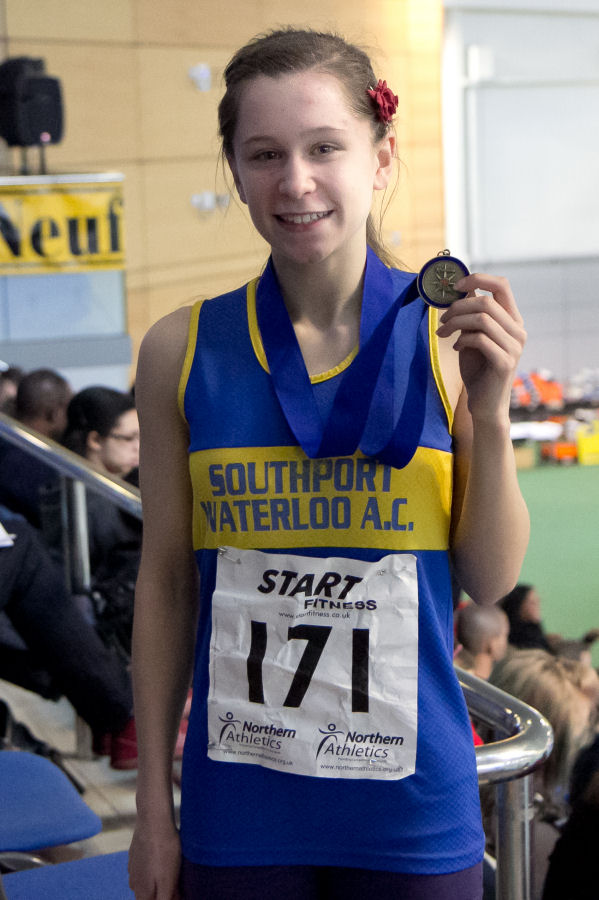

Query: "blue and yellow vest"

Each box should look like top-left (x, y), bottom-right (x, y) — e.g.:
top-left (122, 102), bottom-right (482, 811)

top-left (178, 261), bottom-right (484, 873)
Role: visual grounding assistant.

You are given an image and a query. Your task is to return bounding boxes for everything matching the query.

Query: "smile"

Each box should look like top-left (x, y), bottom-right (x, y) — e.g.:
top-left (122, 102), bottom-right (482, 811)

top-left (277, 211), bottom-right (331, 225)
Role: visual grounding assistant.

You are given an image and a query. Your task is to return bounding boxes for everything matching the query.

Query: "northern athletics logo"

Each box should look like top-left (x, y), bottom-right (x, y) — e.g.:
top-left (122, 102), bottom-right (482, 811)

top-left (217, 712), bottom-right (296, 752)
top-left (218, 711), bottom-right (241, 744)
top-left (316, 722), bottom-right (404, 761)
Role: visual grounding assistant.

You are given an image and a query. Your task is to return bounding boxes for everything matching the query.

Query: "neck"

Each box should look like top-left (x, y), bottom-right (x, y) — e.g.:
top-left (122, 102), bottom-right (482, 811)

top-left (271, 244), bottom-right (368, 330)
top-left (86, 449), bottom-right (107, 475)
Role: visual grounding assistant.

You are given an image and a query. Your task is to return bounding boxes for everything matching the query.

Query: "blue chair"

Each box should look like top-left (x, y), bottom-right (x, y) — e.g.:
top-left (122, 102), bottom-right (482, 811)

top-left (0, 851), bottom-right (133, 899)
top-left (0, 750), bottom-right (101, 869)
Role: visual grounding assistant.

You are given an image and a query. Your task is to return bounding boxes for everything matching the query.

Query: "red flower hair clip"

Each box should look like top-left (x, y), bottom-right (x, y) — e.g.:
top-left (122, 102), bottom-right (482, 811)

top-left (367, 79), bottom-right (398, 124)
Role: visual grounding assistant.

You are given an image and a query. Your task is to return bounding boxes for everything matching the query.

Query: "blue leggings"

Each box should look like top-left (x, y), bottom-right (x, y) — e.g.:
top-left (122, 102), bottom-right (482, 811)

top-left (179, 859), bottom-right (483, 899)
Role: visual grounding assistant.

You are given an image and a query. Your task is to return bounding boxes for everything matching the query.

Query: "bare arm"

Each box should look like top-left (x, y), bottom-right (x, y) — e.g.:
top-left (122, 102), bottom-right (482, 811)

top-left (438, 274), bottom-right (530, 604)
top-left (128, 307), bottom-right (198, 899)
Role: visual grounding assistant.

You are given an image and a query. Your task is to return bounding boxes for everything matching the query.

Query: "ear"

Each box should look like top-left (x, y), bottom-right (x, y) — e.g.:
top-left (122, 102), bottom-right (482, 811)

top-left (87, 430), bottom-right (102, 455)
top-left (482, 636), bottom-right (494, 656)
top-left (373, 134), bottom-right (396, 192)
top-left (46, 406), bottom-right (62, 427)
top-left (227, 153), bottom-right (247, 205)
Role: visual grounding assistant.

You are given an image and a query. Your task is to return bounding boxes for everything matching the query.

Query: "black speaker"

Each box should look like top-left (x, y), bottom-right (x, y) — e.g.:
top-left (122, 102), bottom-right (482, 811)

top-left (0, 57), bottom-right (63, 147)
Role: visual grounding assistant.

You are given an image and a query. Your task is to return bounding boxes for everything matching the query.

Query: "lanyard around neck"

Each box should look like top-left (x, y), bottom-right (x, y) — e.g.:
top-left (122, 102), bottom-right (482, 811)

top-left (255, 248), bottom-right (428, 467)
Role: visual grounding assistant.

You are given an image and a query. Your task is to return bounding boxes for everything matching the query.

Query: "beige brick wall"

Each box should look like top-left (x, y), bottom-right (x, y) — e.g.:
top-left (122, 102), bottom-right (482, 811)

top-left (1, 0), bottom-right (444, 368)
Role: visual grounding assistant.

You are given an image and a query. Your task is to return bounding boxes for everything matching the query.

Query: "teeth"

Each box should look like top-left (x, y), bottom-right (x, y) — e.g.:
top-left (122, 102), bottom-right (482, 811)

top-left (281, 212), bottom-right (328, 224)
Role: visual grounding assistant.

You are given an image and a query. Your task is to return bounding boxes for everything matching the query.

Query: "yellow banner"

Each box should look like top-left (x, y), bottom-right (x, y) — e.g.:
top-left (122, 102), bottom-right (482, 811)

top-left (0, 177), bottom-right (124, 274)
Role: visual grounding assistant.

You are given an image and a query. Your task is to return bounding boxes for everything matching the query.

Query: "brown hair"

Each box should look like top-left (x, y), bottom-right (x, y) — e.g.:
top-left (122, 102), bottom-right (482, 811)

top-left (218, 28), bottom-right (397, 266)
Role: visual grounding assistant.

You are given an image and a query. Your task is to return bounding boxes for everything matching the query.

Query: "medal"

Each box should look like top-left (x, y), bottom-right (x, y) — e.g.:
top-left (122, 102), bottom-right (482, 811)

top-left (417, 250), bottom-right (469, 309)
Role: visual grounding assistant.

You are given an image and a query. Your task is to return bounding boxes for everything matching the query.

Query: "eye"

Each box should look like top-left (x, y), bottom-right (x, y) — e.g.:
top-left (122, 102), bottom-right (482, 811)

top-left (315, 144), bottom-right (337, 155)
top-left (252, 149), bottom-right (280, 162)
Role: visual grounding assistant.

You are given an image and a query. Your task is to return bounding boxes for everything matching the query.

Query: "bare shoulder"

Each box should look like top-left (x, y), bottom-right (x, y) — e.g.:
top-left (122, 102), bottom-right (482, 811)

top-left (136, 306), bottom-right (191, 404)
top-left (137, 306), bottom-right (193, 386)
top-left (142, 305), bottom-right (192, 346)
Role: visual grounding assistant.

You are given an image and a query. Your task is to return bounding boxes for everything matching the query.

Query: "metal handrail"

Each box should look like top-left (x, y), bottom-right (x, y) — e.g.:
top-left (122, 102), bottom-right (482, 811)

top-left (0, 412), bottom-right (141, 519)
top-left (459, 667), bottom-right (554, 783)
top-left (0, 414), bottom-right (554, 898)
top-left (458, 668), bottom-right (554, 900)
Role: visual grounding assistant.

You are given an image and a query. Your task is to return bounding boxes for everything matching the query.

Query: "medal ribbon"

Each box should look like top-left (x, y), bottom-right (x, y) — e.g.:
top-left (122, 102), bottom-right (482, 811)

top-left (256, 248), bottom-right (428, 467)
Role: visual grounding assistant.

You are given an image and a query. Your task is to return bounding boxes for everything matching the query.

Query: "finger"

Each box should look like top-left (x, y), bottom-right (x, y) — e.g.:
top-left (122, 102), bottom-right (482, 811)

top-left (438, 301), bottom-right (527, 350)
top-left (453, 273), bottom-right (523, 324)
top-left (452, 329), bottom-right (522, 374)
top-left (438, 294), bottom-right (516, 331)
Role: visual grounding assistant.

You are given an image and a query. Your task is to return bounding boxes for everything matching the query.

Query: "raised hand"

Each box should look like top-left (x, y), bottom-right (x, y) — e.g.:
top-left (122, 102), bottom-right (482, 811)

top-left (436, 274), bottom-right (527, 425)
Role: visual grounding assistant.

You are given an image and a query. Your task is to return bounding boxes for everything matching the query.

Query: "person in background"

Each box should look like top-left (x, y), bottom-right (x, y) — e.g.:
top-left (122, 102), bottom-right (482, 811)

top-left (14, 367), bottom-right (71, 440)
top-left (500, 584), bottom-right (553, 652)
top-left (453, 602), bottom-right (510, 752)
top-left (60, 386), bottom-right (141, 574)
top-left (128, 27), bottom-right (529, 900)
top-left (0, 368), bottom-right (71, 528)
top-left (63, 385), bottom-right (139, 478)
top-left (51, 386), bottom-right (187, 764)
top-left (0, 507), bottom-right (136, 769)
top-left (501, 583), bottom-right (599, 665)
top-left (542, 733), bottom-right (599, 899)
top-left (489, 649), bottom-right (599, 899)
top-left (0, 364), bottom-right (24, 414)
top-left (455, 602), bottom-right (510, 681)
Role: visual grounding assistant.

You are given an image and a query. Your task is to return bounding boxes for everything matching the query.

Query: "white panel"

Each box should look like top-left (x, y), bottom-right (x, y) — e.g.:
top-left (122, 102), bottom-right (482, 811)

top-left (444, 4), bottom-right (599, 378)
top-left (6, 271), bottom-right (126, 340)
top-left (469, 83), bottom-right (599, 261)
top-left (59, 364), bottom-right (131, 392)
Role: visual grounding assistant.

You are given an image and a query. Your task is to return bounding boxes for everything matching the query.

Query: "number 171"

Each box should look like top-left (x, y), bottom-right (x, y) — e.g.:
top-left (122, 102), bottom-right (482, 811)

top-left (247, 621), bottom-right (369, 713)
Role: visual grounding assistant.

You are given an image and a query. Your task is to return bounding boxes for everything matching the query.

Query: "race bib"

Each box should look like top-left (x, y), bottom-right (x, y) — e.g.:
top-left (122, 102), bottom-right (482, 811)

top-left (207, 547), bottom-right (418, 780)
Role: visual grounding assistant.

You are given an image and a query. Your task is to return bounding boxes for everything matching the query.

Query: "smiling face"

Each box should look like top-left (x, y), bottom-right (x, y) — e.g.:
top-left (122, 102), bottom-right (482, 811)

top-left (228, 71), bottom-right (394, 273)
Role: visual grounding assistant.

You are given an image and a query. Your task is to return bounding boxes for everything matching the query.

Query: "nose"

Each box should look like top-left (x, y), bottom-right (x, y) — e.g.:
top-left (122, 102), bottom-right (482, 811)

top-left (278, 154), bottom-right (314, 199)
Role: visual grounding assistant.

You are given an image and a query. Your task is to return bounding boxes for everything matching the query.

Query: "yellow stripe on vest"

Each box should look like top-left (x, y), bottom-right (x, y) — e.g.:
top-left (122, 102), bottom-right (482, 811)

top-left (189, 445), bottom-right (452, 552)
top-left (178, 299), bottom-right (203, 421)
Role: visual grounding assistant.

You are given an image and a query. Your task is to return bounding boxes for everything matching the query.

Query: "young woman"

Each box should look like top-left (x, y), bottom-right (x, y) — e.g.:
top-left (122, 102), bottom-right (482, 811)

top-left (129, 28), bottom-right (529, 900)
top-left (63, 386), bottom-right (140, 482)
top-left (61, 386), bottom-right (141, 574)
top-left (500, 583), bottom-right (599, 661)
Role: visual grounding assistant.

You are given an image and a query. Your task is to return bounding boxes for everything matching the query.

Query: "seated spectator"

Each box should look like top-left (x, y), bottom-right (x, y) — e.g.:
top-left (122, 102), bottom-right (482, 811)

top-left (61, 385), bottom-right (141, 567)
top-left (542, 734), bottom-right (599, 899)
top-left (500, 584), bottom-right (554, 652)
top-left (43, 386), bottom-right (142, 660)
top-left (63, 385), bottom-right (139, 478)
top-left (488, 649), bottom-right (599, 898)
top-left (0, 507), bottom-right (135, 768)
top-left (454, 603), bottom-right (509, 749)
top-left (501, 583), bottom-right (599, 664)
top-left (455, 602), bottom-right (510, 680)
top-left (0, 367), bottom-right (71, 528)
